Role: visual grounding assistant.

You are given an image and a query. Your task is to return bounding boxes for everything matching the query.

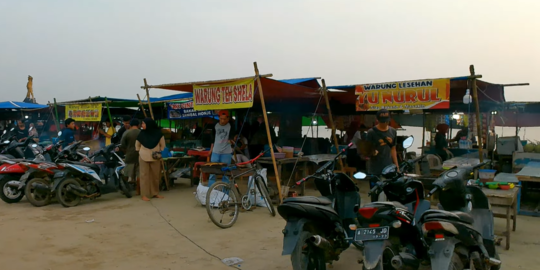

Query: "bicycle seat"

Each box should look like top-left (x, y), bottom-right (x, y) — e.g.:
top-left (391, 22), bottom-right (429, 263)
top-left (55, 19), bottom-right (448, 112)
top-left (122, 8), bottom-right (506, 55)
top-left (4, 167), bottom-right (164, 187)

top-left (421, 209), bottom-right (474, 224)
top-left (283, 196), bottom-right (332, 206)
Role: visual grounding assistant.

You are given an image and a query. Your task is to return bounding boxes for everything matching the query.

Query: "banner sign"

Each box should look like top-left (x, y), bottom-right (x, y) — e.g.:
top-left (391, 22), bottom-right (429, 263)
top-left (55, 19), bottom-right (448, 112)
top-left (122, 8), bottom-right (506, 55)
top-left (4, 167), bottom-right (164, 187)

top-left (167, 100), bottom-right (216, 119)
top-left (193, 78), bottom-right (255, 110)
top-left (355, 79), bottom-right (450, 111)
top-left (65, 104), bottom-right (102, 121)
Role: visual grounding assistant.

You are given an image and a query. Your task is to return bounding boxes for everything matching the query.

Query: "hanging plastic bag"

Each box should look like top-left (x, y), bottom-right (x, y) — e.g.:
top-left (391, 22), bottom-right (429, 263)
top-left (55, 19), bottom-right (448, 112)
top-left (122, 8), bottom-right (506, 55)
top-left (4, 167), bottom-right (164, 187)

top-left (195, 182), bottom-right (229, 206)
top-left (247, 168), bottom-right (268, 207)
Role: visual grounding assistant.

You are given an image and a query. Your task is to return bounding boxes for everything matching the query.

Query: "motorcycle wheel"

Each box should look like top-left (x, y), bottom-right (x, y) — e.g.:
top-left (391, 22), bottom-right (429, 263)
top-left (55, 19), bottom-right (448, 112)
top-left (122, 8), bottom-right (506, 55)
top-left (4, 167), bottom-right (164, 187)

top-left (291, 231), bottom-right (326, 270)
top-left (0, 175), bottom-right (24, 204)
top-left (362, 240), bottom-right (397, 270)
top-left (119, 177), bottom-right (133, 198)
top-left (56, 178), bottom-right (82, 208)
top-left (25, 178), bottom-right (52, 207)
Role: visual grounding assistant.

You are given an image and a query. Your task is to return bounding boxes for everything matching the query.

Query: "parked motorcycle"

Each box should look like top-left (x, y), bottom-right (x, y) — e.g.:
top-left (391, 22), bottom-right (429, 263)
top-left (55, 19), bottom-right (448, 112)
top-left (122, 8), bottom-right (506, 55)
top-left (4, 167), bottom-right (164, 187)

top-left (0, 135), bottom-right (48, 203)
top-left (353, 137), bottom-right (432, 270)
top-left (278, 143), bottom-right (360, 270)
top-left (53, 143), bottom-right (132, 207)
top-left (22, 140), bottom-right (92, 207)
top-left (419, 162), bottom-right (501, 270)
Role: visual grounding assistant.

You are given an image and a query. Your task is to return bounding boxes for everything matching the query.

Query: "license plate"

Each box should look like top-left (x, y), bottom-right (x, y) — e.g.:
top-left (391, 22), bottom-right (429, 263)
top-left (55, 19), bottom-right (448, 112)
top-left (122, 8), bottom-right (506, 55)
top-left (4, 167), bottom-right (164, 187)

top-left (355, 226), bottom-right (390, 241)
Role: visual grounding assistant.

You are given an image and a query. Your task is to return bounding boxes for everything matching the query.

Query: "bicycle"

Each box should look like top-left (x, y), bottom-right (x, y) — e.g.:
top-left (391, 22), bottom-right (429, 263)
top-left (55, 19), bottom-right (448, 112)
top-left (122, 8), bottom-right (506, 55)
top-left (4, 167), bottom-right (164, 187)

top-left (202, 150), bottom-right (276, 229)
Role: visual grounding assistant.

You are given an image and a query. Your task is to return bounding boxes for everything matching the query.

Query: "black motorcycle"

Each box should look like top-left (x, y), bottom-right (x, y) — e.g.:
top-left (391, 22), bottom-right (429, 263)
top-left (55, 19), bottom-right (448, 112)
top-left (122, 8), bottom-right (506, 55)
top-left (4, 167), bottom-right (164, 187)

top-left (278, 143), bottom-right (361, 270)
top-left (53, 143), bottom-right (131, 207)
top-left (419, 162), bottom-right (501, 270)
top-left (354, 141), bottom-right (432, 270)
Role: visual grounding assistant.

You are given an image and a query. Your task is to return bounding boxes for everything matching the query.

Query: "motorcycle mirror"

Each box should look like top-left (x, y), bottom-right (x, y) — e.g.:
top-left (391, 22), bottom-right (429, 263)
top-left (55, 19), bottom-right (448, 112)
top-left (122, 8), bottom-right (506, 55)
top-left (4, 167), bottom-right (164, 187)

top-left (31, 144), bottom-right (38, 148)
top-left (353, 172), bottom-right (367, 179)
top-left (29, 127), bottom-right (33, 131)
top-left (3, 140), bottom-right (9, 144)
top-left (402, 136), bottom-right (414, 149)
top-left (58, 131), bottom-right (62, 137)
top-left (10, 128), bottom-right (14, 131)
top-left (83, 147), bottom-right (91, 151)
top-left (2, 130), bottom-right (5, 134)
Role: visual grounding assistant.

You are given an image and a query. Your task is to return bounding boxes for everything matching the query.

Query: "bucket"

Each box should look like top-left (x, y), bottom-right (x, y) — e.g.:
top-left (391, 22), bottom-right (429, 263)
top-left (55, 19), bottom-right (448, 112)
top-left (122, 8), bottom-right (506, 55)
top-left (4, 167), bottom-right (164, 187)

top-left (282, 146), bottom-right (294, 158)
top-left (479, 169), bottom-right (496, 184)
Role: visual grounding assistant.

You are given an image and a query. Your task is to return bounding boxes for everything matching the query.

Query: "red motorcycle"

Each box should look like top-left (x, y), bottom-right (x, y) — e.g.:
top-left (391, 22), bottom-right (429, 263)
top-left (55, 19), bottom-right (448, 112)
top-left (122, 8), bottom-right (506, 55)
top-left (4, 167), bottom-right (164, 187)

top-left (0, 139), bottom-right (89, 204)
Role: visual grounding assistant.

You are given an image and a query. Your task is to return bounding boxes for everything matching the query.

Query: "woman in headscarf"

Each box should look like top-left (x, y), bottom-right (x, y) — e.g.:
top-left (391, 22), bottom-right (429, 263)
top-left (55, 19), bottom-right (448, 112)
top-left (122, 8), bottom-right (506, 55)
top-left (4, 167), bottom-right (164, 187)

top-left (135, 118), bottom-right (166, 201)
top-left (435, 124), bottom-right (450, 161)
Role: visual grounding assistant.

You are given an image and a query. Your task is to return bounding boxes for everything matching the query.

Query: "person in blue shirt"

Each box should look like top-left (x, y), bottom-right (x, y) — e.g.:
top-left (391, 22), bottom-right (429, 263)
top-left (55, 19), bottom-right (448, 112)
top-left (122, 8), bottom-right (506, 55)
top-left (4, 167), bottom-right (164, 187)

top-left (61, 118), bottom-right (76, 148)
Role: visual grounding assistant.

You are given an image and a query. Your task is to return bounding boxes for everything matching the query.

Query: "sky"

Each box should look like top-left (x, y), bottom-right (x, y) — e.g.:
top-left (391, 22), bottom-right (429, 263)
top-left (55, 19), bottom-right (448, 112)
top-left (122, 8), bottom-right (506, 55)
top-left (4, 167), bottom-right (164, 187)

top-left (0, 0), bottom-right (538, 104)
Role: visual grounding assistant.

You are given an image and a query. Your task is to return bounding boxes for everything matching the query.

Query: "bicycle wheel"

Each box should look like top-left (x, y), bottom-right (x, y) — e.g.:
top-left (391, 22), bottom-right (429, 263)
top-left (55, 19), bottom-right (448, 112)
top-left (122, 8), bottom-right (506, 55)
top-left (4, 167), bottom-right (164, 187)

top-left (255, 174), bottom-right (276, 217)
top-left (205, 181), bottom-right (240, 229)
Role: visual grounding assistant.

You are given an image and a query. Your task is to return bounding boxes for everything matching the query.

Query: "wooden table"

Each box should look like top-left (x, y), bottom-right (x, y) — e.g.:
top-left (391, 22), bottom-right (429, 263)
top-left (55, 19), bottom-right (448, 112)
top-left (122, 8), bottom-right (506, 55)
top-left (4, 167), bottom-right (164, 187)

top-left (483, 187), bottom-right (519, 250)
top-left (257, 157), bottom-right (310, 196)
top-left (163, 156), bottom-right (195, 187)
top-left (188, 150), bottom-right (211, 161)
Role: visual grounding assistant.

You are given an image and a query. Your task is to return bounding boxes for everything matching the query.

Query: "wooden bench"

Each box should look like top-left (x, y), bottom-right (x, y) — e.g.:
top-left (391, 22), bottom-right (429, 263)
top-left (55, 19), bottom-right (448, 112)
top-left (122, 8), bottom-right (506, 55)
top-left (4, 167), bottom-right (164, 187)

top-left (484, 187), bottom-right (519, 250)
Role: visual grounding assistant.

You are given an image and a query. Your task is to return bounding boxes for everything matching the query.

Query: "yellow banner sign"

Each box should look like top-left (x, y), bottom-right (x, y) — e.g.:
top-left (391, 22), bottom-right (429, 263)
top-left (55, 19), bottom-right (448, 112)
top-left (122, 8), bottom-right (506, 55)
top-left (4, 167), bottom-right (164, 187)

top-left (193, 78), bottom-right (255, 110)
top-left (355, 79), bottom-right (450, 111)
top-left (65, 104), bottom-right (102, 121)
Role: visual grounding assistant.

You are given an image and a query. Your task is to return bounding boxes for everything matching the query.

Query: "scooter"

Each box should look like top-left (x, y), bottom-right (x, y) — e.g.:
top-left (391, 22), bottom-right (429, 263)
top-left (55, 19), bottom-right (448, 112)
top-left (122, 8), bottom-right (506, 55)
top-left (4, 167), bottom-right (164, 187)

top-left (278, 143), bottom-right (361, 270)
top-left (53, 143), bottom-right (132, 208)
top-left (419, 162), bottom-right (501, 270)
top-left (21, 140), bottom-right (92, 207)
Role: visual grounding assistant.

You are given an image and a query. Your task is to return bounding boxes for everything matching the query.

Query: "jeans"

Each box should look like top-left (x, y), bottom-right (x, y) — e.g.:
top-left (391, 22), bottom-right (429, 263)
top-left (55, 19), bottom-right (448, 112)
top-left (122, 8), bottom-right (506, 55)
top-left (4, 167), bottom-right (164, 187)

top-left (369, 174), bottom-right (381, 203)
top-left (208, 152), bottom-right (233, 186)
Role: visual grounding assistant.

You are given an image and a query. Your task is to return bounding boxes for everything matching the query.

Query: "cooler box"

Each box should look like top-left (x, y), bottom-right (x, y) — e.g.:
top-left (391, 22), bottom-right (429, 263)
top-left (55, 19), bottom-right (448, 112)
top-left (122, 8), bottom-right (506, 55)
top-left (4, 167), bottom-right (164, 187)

top-left (497, 136), bottom-right (523, 155)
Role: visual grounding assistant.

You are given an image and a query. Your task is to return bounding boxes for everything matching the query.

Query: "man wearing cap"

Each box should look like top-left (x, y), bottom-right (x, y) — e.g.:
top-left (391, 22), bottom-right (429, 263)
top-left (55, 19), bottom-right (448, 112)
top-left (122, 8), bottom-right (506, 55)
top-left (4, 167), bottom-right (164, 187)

top-left (208, 110), bottom-right (236, 186)
top-left (366, 109), bottom-right (399, 202)
top-left (112, 116), bottom-right (131, 144)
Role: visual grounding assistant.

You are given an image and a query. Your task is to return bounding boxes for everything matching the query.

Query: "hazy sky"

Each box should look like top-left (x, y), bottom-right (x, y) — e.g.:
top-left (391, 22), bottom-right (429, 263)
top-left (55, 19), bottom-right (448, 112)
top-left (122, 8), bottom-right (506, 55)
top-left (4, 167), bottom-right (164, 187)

top-left (1, 0), bottom-right (538, 104)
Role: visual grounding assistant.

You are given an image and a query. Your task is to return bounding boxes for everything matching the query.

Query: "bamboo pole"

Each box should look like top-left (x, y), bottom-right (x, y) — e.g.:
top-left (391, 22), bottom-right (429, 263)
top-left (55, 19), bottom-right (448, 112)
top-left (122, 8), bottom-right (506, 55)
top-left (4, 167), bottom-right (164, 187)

top-left (53, 98), bottom-right (60, 131)
top-left (104, 97), bottom-right (115, 134)
top-left (322, 79), bottom-right (344, 169)
top-left (254, 62), bottom-right (283, 204)
top-left (136, 94), bottom-right (148, 118)
top-left (470, 65), bottom-right (484, 162)
top-left (143, 78), bottom-right (155, 120)
top-left (143, 74), bottom-right (273, 90)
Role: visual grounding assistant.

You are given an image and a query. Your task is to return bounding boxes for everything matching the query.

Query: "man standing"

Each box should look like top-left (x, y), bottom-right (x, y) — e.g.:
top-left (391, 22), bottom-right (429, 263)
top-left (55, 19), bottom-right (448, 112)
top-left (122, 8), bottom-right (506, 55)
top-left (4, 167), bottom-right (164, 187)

top-left (61, 118), bottom-right (76, 148)
top-left (15, 121), bottom-right (28, 142)
top-left (112, 116), bottom-right (131, 144)
top-left (121, 119), bottom-right (141, 195)
top-left (208, 110), bottom-right (236, 186)
top-left (366, 109), bottom-right (399, 202)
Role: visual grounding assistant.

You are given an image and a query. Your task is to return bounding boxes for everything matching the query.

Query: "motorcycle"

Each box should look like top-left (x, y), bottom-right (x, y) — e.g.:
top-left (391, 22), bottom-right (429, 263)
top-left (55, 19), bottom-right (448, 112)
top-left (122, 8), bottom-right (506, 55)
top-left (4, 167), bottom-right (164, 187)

top-left (419, 162), bottom-right (501, 270)
top-left (278, 142), bottom-right (361, 270)
top-left (353, 137), bottom-right (433, 270)
top-left (0, 134), bottom-right (47, 203)
top-left (21, 140), bottom-right (92, 207)
top-left (53, 143), bottom-right (132, 207)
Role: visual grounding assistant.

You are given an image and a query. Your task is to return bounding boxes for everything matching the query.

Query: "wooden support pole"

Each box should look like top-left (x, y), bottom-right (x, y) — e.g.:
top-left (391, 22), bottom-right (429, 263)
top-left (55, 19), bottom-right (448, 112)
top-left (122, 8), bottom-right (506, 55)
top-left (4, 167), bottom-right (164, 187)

top-left (322, 79), bottom-right (344, 169)
top-left (470, 65), bottom-right (484, 162)
top-left (144, 78), bottom-right (155, 120)
top-left (136, 94), bottom-right (148, 118)
top-left (254, 62), bottom-right (283, 204)
top-left (421, 112), bottom-right (426, 156)
top-left (53, 98), bottom-right (60, 131)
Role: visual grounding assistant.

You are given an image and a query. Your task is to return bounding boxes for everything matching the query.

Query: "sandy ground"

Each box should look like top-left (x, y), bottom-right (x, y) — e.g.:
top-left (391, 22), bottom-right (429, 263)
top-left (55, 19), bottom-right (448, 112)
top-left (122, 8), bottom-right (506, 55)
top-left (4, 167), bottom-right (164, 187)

top-left (0, 179), bottom-right (539, 270)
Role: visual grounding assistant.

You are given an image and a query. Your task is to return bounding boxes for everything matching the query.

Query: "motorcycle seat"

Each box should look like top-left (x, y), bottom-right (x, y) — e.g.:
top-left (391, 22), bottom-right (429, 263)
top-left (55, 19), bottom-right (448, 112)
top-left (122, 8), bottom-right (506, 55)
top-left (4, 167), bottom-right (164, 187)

top-left (421, 209), bottom-right (474, 224)
top-left (283, 196), bottom-right (332, 206)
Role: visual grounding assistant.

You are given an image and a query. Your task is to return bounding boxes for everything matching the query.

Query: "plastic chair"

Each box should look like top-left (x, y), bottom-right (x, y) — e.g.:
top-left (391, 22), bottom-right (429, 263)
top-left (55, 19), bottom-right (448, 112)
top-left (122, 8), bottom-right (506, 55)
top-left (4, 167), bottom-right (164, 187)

top-left (425, 154), bottom-right (442, 168)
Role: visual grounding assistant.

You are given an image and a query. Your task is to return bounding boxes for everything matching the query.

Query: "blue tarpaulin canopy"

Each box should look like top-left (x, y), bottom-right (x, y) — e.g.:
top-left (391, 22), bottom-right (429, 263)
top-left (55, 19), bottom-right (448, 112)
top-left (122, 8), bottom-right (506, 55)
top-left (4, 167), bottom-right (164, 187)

top-left (0, 101), bottom-right (48, 110)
